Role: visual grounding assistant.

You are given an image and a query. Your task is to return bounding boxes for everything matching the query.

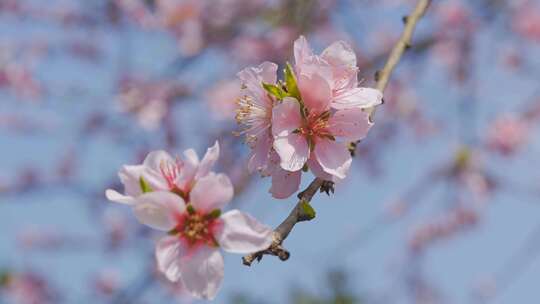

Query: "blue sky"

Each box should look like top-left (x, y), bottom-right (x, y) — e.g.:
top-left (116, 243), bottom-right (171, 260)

top-left (2, 1), bottom-right (540, 303)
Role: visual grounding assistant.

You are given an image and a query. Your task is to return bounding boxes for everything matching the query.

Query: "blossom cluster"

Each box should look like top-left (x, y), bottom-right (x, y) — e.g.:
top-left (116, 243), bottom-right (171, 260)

top-left (236, 36), bottom-right (383, 198)
top-left (106, 36), bottom-right (382, 300)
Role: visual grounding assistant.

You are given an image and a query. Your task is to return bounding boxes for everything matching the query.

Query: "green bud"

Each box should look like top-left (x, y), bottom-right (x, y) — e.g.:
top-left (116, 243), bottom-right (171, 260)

top-left (300, 200), bottom-right (316, 220)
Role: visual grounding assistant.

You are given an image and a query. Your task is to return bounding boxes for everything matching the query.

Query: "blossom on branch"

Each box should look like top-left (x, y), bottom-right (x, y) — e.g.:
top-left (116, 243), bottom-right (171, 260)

top-left (105, 142), bottom-right (273, 299)
top-left (236, 36), bottom-right (383, 198)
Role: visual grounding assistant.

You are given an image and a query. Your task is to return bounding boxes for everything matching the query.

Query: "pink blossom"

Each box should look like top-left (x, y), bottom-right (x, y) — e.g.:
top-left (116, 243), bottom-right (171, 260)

top-left (106, 141), bottom-right (220, 205)
top-left (3, 272), bottom-right (58, 304)
top-left (235, 36), bottom-right (381, 197)
top-left (435, 2), bottom-right (473, 31)
top-left (106, 143), bottom-right (273, 299)
top-left (486, 114), bottom-right (529, 156)
top-left (272, 36), bottom-right (382, 180)
top-left (93, 268), bottom-right (121, 296)
top-left (126, 176), bottom-right (272, 299)
top-left (512, 4), bottom-right (540, 42)
top-left (117, 77), bottom-right (186, 130)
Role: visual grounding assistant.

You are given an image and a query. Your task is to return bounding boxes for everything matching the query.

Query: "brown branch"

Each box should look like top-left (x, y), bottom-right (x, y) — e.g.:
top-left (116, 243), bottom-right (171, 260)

top-left (242, 0), bottom-right (432, 266)
top-left (242, 178), bottom-right (324, 265)
top-left (369, 0), bottom-right (432, 117)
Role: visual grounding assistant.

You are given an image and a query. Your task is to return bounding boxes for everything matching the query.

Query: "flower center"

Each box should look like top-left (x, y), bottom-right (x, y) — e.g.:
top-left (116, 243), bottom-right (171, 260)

top-left (173, 209), bottom-right (220, 248)
top-left (235, 95), bottom-right (271, 143)
top-left (296, 110), bottom-right (334, 148)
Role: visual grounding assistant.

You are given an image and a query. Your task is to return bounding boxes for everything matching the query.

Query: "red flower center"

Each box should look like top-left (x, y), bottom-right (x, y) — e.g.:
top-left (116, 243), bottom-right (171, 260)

top-left (296, 110), bottom-right (334, 149)
top-left (173, 211), bottom-right (221, 248)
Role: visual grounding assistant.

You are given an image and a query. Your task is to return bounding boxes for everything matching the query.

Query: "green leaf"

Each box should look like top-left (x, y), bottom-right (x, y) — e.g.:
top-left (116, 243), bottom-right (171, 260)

top-left (300, 200), bottom-right (316, 220)
top-left (284, 63), bottom-right (300, 100)
top-left (139, 176), bottom-right (153, 193)
top-left (262, 82), bottom-right (287, 100)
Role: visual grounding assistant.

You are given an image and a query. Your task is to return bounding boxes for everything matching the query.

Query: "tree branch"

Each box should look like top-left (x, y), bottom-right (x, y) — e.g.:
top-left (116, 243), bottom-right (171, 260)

top-left (242, 0), bottom-right (432, 266)
top-left (242, 178), bottom-right (324, 265)
top-left (369, 0), bottom-right (432, 117)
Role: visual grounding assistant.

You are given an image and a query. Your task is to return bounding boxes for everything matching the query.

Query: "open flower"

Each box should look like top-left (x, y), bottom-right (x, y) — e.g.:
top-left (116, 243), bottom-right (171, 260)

top-left (105, 141), bottom-right (219, 205)
top-left (105, 143), bottom-right (273, 300)
top-left (133, 173), bottom-right (272, 299)
top-left (271, 36), bottom-right (382, 181)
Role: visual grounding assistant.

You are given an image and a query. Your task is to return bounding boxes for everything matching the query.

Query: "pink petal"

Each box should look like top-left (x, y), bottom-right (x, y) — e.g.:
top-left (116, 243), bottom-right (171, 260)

top-left (307, 156), bottom-right (335, 181)
top-left (105, 189), bottom-right (134, 205)
top-left (321, 41), bottom-right (359, 92)
top-left (195, 141), bottom-right (219, 180)
top-left (293, 35), bottom-right (313, 66)
top-left (332, 87), bottom-right (383, 110)
top-left (117, 165), bottom-right (145, 197)
top-left (297, 72), bottom-right (333, 115)
top-left (271, 97), bottom-right (302, 137)
top-left (273, 133), bottom-right (309, 172)
top-left (140, 151), bottom-right (174, 190)
top-left (155, 236), bottom-right (183, 282)
top-left (321, 40), bottom-right (357, 68)
top-left (177, 148), bottom-right (199, 190)
top-left (247, 132), bottom-right (272, 174)
top-left (179, 246), bottom-right (224, 300)
top-left (270, 168), bottom-right (302, 199)
top-left (258, 61), bottom-right (278, 84)
top-left (143, 150), bottom-right (174, 171)
top-left (313, 139), bottom-right (352, 179)
top-left (327, 108), bottom-right (373, 142)
top-left (132, 191), bottom-right (185, 231)
top-left (215, 210), bottom-right (273, 254)
top-left (237, 61), bottom-right (278, 101)
top-left (260, 148), bottom-right (282, 177)
top-left (190, 173), bottom-right (233, 212)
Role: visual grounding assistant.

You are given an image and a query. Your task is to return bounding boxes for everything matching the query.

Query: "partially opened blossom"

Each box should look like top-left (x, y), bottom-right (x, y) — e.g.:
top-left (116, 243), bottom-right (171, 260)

top-left (236, 62), bottom-right (302, 198)
top-left (105, 141), bottom-right (219, 205)
top-left (131, 174), bottom-right (272, 299)
top-left (236, 61), bottom-right (277, 173)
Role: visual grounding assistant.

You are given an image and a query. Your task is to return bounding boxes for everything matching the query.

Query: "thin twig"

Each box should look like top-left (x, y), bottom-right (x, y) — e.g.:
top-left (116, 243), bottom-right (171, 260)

top-left (369, 0), bottom-right (432, 117)
top-left (242, 178), bottom-right (324, 265)
top-left (242, 0), bottom-right (432, 266)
